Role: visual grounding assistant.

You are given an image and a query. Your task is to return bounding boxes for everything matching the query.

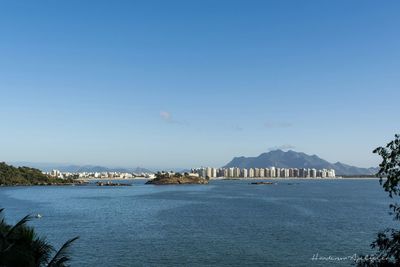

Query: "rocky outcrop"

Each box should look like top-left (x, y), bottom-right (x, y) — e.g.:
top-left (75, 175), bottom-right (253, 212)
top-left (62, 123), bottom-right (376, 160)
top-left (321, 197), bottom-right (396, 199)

top-left (96, 181), bottom-right (131, 186)
top-left (145, 175), bottom-right (208, 185)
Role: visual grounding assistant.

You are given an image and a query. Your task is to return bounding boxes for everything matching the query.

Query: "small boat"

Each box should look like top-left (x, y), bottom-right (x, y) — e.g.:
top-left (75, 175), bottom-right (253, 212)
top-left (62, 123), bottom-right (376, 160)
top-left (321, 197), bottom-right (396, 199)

top-left (250, 182), bottom-right (274, 185)
top-left (35, 214), bottom-right (42, 218)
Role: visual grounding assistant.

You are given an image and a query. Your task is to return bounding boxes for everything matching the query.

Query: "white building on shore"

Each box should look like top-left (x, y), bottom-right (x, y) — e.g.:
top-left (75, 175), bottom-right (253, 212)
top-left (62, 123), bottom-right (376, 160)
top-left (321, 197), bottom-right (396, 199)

top-left (193, 166), bottom-right (336, 179)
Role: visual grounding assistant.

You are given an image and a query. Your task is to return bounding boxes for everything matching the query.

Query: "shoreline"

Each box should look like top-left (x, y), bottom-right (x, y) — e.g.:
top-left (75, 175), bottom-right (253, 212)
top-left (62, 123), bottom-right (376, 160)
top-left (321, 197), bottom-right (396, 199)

top-left (0, 177), bottom-right (380, 187)
top-left (76, 177), bottom-right (148, 182)
top-left (211, 177), bottom-right (379, 180)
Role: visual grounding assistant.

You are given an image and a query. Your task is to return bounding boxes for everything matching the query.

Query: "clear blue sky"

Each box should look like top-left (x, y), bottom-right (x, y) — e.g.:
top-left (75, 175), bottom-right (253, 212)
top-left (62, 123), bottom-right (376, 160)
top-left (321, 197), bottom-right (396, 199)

top-left (0, 0), bottom-right (399, 169)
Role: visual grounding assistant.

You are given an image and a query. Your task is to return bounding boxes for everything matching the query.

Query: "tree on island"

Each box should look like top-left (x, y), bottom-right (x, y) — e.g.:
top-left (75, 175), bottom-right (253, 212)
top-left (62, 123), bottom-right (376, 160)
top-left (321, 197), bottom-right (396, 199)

top-left (0, 209), bottom-right (78, 267)
top-left (0, 162), bottom-right (74, 186)
top-left (357, 134), bottom-right (400, 266)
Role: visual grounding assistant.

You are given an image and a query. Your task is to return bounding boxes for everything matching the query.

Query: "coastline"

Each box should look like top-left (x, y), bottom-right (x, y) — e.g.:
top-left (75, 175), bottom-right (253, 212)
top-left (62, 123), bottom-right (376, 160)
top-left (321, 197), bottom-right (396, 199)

top-left (76, 177), bottom-right (147, 182)
top-left (1, 177), bottom-right (380, 187)
top-left (0, 182), bottom-right (78, 187)
top-left (211, 177), bottom-right (379, 180)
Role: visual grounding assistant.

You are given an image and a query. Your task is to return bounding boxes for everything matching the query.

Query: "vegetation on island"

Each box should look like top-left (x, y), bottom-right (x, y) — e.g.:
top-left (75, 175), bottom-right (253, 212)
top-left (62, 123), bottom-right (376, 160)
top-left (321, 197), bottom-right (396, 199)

top-left (146, 171), bottom-right (209, 185)
top-left (0, 162), bottom-right (73, 186)
top-left (357, 134), bottom-right (400, 266)
top-left (0, 208), bottom-right (78, 267)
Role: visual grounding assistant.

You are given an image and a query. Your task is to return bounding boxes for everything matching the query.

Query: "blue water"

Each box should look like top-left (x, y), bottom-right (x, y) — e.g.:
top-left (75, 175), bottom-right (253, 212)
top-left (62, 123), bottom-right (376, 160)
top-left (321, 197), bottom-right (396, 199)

top-left (0, 179), bottom-right (395, 266)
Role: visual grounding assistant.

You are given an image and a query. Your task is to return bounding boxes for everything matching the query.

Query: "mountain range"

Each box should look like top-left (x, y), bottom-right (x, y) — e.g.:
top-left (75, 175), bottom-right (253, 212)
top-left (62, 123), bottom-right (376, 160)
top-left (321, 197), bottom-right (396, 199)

top-left (8, 162), bottom-right (153, 174)
top-left (9, 150), bottom-right (378, 176)
top-left (223, 150), bottom-right (378, 176)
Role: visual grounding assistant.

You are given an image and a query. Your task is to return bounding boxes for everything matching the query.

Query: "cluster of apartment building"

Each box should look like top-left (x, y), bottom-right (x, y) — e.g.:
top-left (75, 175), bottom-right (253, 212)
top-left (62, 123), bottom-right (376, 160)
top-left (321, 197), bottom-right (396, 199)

top-left (192, 167), bottom-right (336, 178)
top-left (47, 167), bottom-right (336, 180)
top-left (47, 170), bottom-right (153, 179)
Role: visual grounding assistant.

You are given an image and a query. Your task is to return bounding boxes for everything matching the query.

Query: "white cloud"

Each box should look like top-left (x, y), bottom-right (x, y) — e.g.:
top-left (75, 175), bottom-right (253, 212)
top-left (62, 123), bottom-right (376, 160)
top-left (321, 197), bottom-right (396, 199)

top-left (268, 144), bottom-right (296, 151)
top-left (264, 122), bottom-right (293, 128)
top-left (160, 111), bottom-right (171, 122)
top-left (159, 111), bottom-right (187, 125)
top-left (233, 125), bottom-right (244, 131)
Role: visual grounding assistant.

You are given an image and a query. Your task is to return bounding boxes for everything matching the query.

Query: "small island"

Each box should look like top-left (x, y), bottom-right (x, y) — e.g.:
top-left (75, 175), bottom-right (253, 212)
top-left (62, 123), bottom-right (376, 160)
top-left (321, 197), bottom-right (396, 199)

top-left (96, 181), bottom-right (131, 186)
top-left (0, 162), bottom-right (76, 186)
top-left (146, 172), bottom-right (209, 185)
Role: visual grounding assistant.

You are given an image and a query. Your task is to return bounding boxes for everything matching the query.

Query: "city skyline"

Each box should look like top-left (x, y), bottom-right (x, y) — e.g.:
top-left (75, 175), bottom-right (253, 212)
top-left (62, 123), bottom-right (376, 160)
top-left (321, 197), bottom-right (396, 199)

top-left (46, 166), bottom-right (336, 180)
top-left (7, 148), bottom-right (378, 173)
top-left (193, 167), bottom-right (336, 179)
top-left (1, 1), bottom-right (399, 168)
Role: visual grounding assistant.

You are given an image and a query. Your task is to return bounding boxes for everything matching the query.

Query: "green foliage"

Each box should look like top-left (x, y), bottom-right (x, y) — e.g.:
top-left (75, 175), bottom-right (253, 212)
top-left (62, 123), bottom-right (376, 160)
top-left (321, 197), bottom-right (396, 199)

top-left (0, 162), bottom-right (72, 186)
top-left (154, 172), bottom-right (182, 179)
top-left (0, 209), bottom-right (78, 267)
top-left (374, 134), bottom-right (400, 198)
top-left (357, 134), bottom-right (400, 266)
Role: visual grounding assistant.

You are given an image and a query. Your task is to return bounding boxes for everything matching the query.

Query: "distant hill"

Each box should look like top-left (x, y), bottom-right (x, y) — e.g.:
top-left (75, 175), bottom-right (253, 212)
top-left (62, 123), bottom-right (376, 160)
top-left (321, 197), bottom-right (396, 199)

top-left (223, 150), bottom-right (378, 176)
top-left (65, 165), bottom-right (154, 174)
top-left (0, 162), bottom-right (72, 186)
top-left (74, 165), bottom-right (130, 173)
top-left (8, 162), bottom-right (153, 174)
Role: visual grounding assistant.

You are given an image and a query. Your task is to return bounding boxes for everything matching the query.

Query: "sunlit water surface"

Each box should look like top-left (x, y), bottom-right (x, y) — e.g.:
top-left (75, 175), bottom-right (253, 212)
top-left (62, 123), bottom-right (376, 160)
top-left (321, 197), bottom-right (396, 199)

top-left (0, 179), bottom-right (394, 266)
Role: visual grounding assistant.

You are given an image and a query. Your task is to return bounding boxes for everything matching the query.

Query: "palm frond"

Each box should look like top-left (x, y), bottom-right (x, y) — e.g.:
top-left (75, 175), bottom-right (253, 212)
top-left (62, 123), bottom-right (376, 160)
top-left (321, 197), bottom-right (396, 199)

top-left (0, 208), bottom-right (5, 229)
top-left (6, 214), bottom-right (32, 238)
top-left (32, 236), bottom-right (54, 266)
top-left (47, 236), bottom-right (79, 267)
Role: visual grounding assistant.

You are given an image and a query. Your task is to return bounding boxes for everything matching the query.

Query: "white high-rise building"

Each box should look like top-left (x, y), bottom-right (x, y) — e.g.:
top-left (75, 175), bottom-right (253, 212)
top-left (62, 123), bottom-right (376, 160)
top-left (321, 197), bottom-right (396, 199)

top-left (228, 168), bottom-right (234, 178)
top-left (212, 168), bottom-right (217, 178)
top-left (206, 167), bottom-right (212, 178)
top-left (234, 167), bottom-right (241, 178)
top-left (311, 168), bottom-right (317, 178)
top-left (270, 167), bottom-right (276, 178)
top-left (284, 169), bottom-right (289, 178)
top-left (327, 169), bottom-right (335, 178)
top-left (249, 168), bottom-right (255, 178)
top-left (265, 168), bottom-right (270, 177)
top-left (200, 168), bottom-right (207, 178)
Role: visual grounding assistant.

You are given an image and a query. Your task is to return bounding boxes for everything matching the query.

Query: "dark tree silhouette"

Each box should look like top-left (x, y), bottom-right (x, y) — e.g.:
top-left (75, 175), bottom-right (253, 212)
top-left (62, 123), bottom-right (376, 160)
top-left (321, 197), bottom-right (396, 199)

top-left (357, 134), bottom-right (400, 266)
top-left (0, 209), bottom-right (78, 267)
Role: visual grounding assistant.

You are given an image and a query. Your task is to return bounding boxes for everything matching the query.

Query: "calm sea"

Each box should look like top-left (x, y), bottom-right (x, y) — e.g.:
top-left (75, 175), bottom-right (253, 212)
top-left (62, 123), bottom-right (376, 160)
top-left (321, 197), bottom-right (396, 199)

top-left (0, 179), bottom-right (395, 266)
